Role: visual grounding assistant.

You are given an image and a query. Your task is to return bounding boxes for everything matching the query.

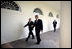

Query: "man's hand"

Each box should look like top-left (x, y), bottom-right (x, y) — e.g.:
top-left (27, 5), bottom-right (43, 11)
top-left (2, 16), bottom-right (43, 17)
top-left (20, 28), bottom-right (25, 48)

top-left (24, 26), bottom-right (25, 28)
top-left (41, 30), bottom-right (43, 33)
top-left (31, 25), bottom-right (33, 27)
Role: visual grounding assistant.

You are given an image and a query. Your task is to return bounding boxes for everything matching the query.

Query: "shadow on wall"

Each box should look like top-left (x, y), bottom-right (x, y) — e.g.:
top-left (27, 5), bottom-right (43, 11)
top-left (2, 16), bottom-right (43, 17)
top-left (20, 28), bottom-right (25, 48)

top-left (16, 22), bottom-right (29, 39)
top-left (16, 23), bottom-right (25, 39)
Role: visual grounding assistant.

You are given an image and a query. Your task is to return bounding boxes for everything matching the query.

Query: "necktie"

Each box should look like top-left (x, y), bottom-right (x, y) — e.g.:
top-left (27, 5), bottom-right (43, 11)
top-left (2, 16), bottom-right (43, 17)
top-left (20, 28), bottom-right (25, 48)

top-left (29, 21), bottom-right (31, 24)
top-left (36, 20), bottom-right (37, 23)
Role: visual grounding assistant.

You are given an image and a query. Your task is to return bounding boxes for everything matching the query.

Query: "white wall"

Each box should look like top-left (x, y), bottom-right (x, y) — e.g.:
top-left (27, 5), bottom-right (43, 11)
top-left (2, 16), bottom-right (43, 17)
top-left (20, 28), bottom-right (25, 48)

top-left (60, 1), bottom-right (71, 48)
top-left (1, 1), bottom-right (60, 44)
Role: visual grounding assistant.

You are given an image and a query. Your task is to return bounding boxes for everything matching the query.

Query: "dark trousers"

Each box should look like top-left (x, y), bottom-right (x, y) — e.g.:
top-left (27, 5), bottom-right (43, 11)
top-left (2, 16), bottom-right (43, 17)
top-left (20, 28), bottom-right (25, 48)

top-left (35, 29), bottom-right (41, 43)
top-left (53, 25), bottom-right (56, 32)
top-left (26, 30), bottom-right (34, 41)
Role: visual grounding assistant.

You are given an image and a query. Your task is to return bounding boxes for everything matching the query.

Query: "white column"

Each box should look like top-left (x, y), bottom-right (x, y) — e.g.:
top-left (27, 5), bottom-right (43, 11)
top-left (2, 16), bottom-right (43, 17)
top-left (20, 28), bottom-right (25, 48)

top-left (60, 1), bottom-right (71, 48)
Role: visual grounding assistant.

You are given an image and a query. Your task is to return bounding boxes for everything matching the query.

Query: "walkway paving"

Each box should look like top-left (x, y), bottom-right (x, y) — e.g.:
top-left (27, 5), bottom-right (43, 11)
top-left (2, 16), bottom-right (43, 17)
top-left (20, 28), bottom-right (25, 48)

top-left (1, 29), bottom-right (60, 48)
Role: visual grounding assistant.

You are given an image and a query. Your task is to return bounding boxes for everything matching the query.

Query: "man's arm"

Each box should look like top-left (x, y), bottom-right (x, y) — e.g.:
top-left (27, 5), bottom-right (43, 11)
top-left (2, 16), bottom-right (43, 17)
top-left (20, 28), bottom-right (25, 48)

top-left (40, 20), bottom-right (43, 31)
top-left (40, 20), bottom-right (43, 33)
top-left (56, 21), bottom-right (57, 24)
top-left (33, 20), bottom-right (36, 27)
top-left (31, 21), bottom-right (34, 27)
top-left (24, 22), bottom-right (28, 27)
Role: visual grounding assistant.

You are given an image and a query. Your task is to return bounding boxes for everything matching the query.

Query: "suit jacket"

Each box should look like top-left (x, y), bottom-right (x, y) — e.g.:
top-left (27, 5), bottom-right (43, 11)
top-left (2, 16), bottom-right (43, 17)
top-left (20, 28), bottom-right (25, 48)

top-left (34, 19), bottom-right (43, 31)
top-left (53, 21), bottom-right (57, 27)
top-left (24, 21), bottom-right (34, 30)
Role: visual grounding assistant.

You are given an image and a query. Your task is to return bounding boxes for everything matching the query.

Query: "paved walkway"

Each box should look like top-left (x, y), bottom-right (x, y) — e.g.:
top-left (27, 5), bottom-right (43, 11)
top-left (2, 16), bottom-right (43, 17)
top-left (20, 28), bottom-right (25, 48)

top-left (2, 29), bottom-right (60, 48)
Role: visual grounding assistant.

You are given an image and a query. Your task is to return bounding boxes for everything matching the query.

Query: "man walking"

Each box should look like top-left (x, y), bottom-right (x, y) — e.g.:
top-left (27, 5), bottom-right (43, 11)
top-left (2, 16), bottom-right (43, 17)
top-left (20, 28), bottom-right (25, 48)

top-left (53, 20), bottom-right (57, 32)
top-left (34, 15), bottom-right (43, 44)
top-left (24, 18), bottom-right (35, 41)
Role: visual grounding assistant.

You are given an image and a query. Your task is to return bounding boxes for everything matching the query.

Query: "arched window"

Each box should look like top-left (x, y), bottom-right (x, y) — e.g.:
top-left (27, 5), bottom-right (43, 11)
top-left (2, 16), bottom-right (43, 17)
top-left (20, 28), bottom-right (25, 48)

top-left (49, 12), bottom-right (53, 17)
top-left (33, 8), bottom-right (43, 15)
top-left (56, 14), bottom-right (59, 18)
top-left (1, 1), bottom-right (19, 11)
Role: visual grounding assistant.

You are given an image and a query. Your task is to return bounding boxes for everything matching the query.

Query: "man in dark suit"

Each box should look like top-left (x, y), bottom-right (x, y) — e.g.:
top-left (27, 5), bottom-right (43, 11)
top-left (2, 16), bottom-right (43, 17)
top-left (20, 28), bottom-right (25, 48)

top-left (24, 18), bottom-right (34, 41)
top-left (53, 20), bottom-right (57, 32)
top-left (34, 15), bottom-right (43, 44)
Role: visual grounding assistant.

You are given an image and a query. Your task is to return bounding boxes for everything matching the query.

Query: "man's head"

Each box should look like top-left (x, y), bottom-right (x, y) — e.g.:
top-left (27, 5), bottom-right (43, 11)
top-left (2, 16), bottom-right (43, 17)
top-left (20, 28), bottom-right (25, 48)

top-left (29, 18), bottom-right (31, 22)
top-left (54, 20), bottom-right (57, 22)
top-left (35, 15), bottom-right (38, 20)
top-left (54, 20), bottom-right (56, 21)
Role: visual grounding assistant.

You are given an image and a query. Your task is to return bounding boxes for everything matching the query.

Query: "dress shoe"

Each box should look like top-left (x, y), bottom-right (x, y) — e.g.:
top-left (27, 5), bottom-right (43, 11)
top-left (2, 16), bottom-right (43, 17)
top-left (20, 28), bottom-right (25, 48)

top-left (35, 42), bottom-right (40, 45)
top-left (32, 37), bottom-right (35, 39)
top-left (25, 38), bottom-right (28, 42)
